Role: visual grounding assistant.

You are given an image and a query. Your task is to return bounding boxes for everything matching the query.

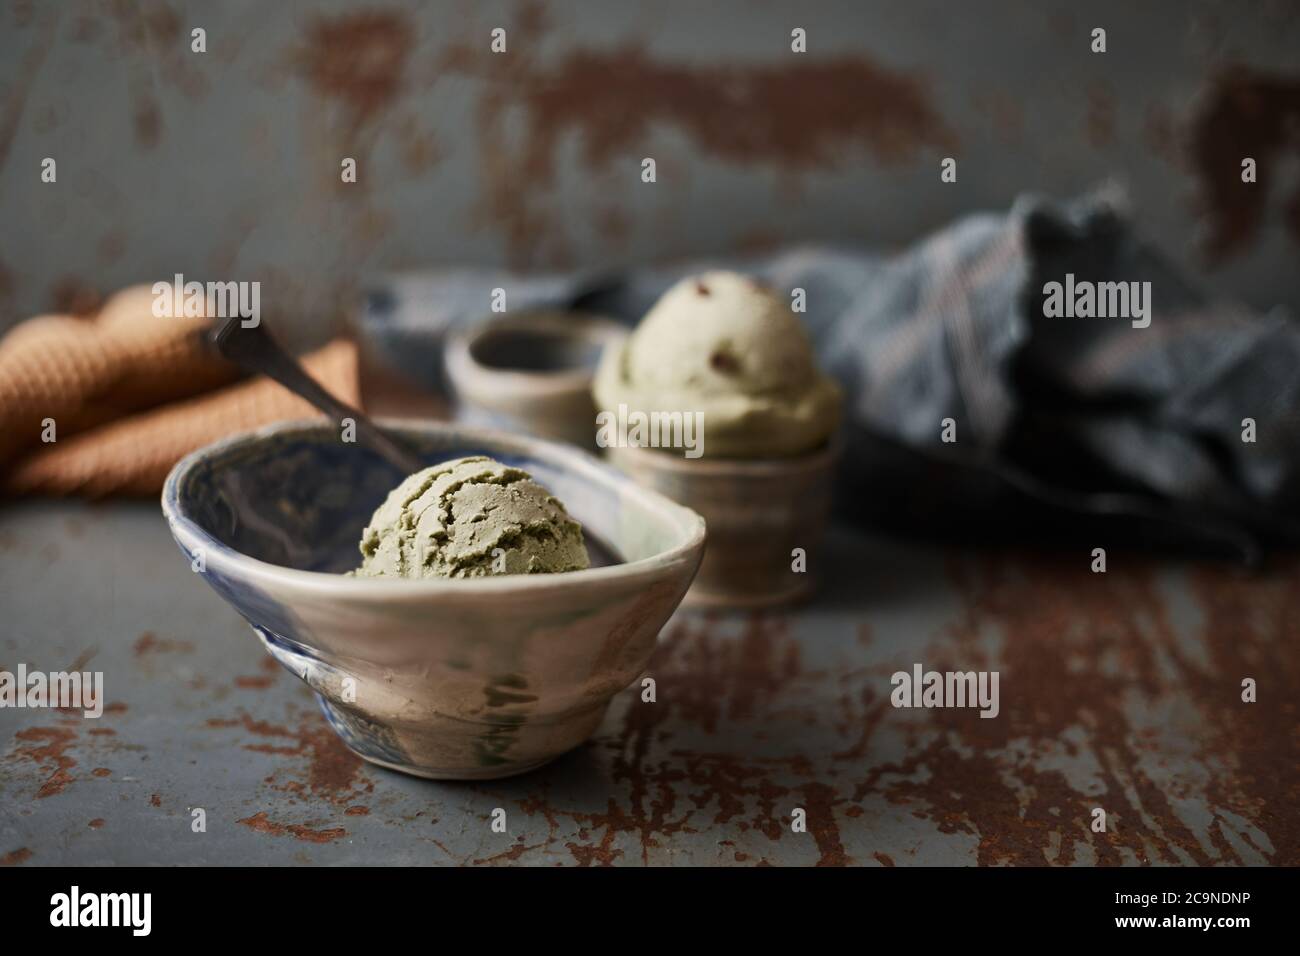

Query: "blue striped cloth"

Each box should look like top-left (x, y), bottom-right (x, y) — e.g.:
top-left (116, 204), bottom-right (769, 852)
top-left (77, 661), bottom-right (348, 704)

top-left (358, 193), bottom-right (1300, 561)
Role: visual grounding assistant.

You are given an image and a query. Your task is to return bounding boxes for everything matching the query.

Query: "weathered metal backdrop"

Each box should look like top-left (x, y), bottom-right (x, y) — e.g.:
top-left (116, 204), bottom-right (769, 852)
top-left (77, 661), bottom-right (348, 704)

top-left (1, 503), bottom-right (1296, 865)
top-left (1, 1), bottom-right (1299, 867)
top-left (2, 0), bottom-right (1299, 339)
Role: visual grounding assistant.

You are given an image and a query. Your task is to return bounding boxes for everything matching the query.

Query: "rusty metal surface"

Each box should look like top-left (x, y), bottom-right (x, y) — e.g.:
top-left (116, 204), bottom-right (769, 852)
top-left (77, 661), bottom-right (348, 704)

top-left (1, 499), bottom-right (1295, 866)
top-left (3, 0), bottom-right (1300, 339)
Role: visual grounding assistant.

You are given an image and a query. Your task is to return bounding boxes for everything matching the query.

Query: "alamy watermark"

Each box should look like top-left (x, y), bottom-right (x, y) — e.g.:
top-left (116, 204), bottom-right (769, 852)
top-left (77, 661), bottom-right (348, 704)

top-left (891, 663), bottom-right (999, 719)
top-left (50, 886), bottom-right (150, 936)
top-left (152, 273), bottom-right (260, 327)
top-left (0, 663), bottom-right (103, 718)
top-left (1042, 273), bottom-right (1151, 328)
top-left (595, 403), bottom-right (705, 459)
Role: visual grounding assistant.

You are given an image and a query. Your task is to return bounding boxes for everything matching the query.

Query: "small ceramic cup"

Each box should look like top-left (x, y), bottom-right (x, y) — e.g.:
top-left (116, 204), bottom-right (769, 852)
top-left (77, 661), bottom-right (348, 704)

top-left (446, 312), bottom-right (627, 450)
top-left (605, 442), bottom-right (839, 608)
top-left (162, 420), bottom-right (704, 780)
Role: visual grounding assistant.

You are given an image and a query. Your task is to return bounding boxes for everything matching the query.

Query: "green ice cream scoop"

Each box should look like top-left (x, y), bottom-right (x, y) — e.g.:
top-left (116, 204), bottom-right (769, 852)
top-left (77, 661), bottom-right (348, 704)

top-left (355, 456), bottom-right (590, 579)
top-left (593, 270), bottom-right (841, 458)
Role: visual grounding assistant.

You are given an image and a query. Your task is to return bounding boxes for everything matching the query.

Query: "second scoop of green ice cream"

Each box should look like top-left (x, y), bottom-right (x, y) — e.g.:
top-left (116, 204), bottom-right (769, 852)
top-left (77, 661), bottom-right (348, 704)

top-left (355, 456), bottom-right (590, 579)
top-left (593, 270), bottom-right (841, 458)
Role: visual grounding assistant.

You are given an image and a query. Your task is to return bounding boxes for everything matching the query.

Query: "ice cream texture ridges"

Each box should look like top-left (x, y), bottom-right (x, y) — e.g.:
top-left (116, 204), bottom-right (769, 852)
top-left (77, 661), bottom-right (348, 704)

top-left (355, 456), bottom-right (590, 579)
top-left (593, 270), bottom-right (841, 458)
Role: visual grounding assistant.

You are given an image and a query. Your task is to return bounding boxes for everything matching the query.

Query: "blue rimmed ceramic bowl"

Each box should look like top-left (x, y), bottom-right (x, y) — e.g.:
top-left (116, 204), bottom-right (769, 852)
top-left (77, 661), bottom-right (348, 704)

top-left (161, 419), bottom-right (705, 780)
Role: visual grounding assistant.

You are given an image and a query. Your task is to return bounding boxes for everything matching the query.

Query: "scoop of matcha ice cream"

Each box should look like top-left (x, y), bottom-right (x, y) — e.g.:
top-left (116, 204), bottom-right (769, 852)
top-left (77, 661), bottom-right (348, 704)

top-left (593, 270), bottom-right (841, 458)
top-left (355, 456), bottom-right (590, 579)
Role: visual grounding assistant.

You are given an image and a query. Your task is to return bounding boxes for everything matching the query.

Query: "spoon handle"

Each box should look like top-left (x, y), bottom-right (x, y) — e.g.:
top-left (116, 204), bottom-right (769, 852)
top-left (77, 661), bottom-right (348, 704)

top-left (208, 317), bottom-right (426, 474)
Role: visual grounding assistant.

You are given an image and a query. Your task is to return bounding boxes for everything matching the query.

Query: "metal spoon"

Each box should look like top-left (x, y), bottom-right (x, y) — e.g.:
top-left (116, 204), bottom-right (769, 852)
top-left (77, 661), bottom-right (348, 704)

top-left (206, 316), bottom-right (426, 474)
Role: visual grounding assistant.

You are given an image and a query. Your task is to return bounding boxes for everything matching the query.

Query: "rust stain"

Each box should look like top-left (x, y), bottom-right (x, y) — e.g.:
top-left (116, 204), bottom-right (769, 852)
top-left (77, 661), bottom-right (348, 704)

top-left (731, 229), bottom-right (781, 255)
top-left (1187, 66), bottom-right (1300, 262)
top-left (87, 818), bottom-right (105, 829)
top-left (1047, 9), bottom-right (1077, 40)
top-left (1085, 83), bottom-right (1115, 148)
top-left (675, 751), bottom-right (796, 841)
top-left (509, 613), bottom-right (831, 865)
top-left (1185, 562), bottom-right (1300, 865)
top-left (70, 11), bottom-right (101, 44)
top-left (565, 827), bottom-right (623, 866)
top-left (0, 256), bottom-right (14, 311)
top-left (48, 277), bottom-right (102, 317)
top-left (237, 811), bottom-right (347, 844)
top-left (971, 88), bottom-right (1023, 144)
top-left (91, 767), bottom-right (111, 777)
top-left (0, 3), bottom-right (60, 174)
top-left (133, 99), bottom-right (161, 148)
top-left (234, 674), bottom-right (276, 689)
top-left (890, 557), bottom-right (1189, 865)
top-left (1143, 102), bottom-right (1182, 166)
top-left (832, 684), bottom-right (887, 761)
top-left (10, 725), bottom-right (77, 798)
top-left (474, 838), bottom-right (547, 865)
top-left (107, 1), bottom-right (184, 56)
top-left (134, 631), bottom-right (194, 656)
top-left (244, 743), bottom-right (300, 756)
top-left (442, 14), bottom-right (954, 265)
top-left (801, 781), bottom-right (850, 866)
top-left (514, 0), bottom-right (548, 34)
top-left (12, 0), bottom-right (35, 29)
top-left (847, 553), bottom-right (1299, 866)
top-left (34, 766), bottom-right (73, 797)
top-left (66, 646), bottom-right (97, 672)
top-left (81, 513), bottom-right (1280, 868)
top-left (0, 549), bottom-right (1261, 869)
top-left (299, 719), bottom-right (365, 797)
top-left (208, 710), bottom-right (367, 804)
top-left (656, 615), bottom-right (804, 734)
top-left (0, 848), bottom-right (33, 866)
top-left (594, 204), bottom-right (630, 246)
top-left (515, 49), bottom-right (951, 170)
top-left (397, 119), bottom-right (441, 174)
top-left (614, 617), bottom-right (802, 852)
top-left (101, 0), bottom-right (206, 149)
top-left (292, 10), bottom-right (414, 137)
top-left (344, 805), bottom-right (369, 816)
top-left (207, 714), bottom-right (293, 737)
top-left (150, 793), bottom-right (161, 807)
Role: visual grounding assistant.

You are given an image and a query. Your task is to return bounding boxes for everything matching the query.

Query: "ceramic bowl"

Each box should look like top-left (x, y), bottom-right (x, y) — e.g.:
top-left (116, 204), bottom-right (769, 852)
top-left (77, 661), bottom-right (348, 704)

top-left (161, 420), bottom-right (704, 780)
top-left (605, 442), bottom-right (837, 608)
top-left (446, 312), bottom-right (627, 450)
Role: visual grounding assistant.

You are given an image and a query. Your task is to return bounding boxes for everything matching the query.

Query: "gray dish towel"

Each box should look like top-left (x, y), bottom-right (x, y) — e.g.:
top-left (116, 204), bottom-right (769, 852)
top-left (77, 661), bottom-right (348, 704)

top-left (359, 193), bottom-right (1300, 563)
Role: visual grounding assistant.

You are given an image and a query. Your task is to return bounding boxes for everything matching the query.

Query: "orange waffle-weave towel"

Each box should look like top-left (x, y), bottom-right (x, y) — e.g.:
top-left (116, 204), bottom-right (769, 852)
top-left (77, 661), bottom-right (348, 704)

top-left (0, 285), bottom-right (359, 497)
